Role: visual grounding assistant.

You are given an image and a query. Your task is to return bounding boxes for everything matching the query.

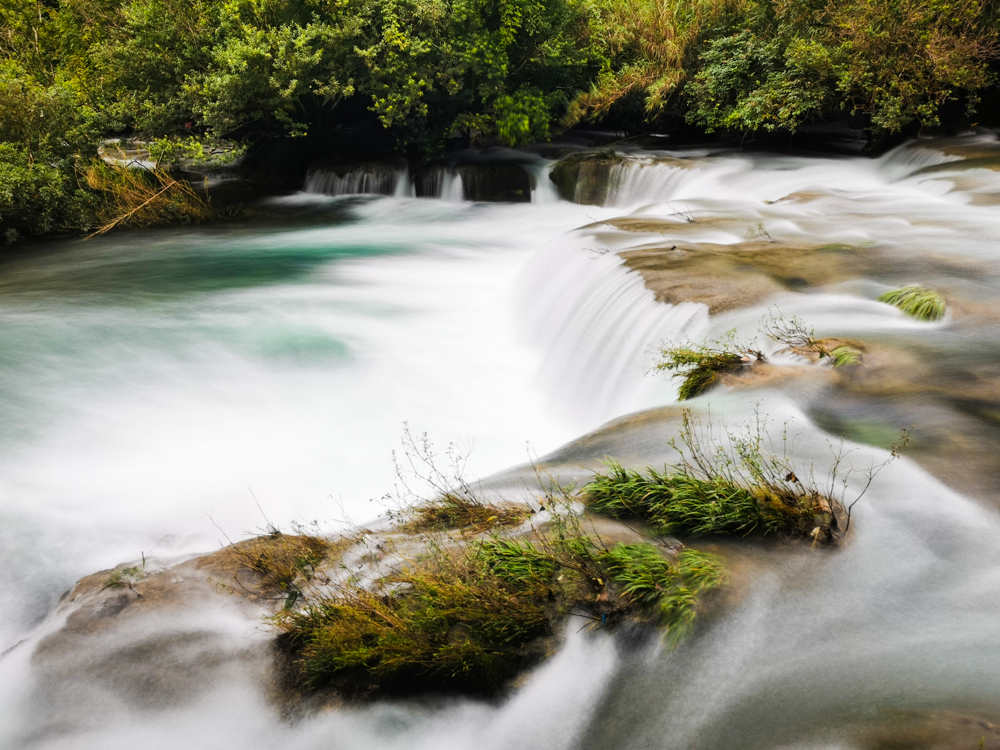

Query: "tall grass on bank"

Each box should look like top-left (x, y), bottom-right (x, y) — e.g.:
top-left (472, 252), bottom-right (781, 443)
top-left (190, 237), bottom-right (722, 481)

top-left (877, 286), bottom-right (946, 321)
top-left (82, 159), bottom-right (210, 238)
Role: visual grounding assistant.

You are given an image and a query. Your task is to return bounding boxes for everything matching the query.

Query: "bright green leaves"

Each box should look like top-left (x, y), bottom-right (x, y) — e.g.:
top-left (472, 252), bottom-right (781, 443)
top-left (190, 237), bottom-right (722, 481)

top-left (494, 88), bottom-right (553, 146)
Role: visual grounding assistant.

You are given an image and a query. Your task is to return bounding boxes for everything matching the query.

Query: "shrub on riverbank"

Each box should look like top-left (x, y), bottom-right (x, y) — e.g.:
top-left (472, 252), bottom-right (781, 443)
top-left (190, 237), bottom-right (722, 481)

top-left (275, 528), bottom-right (725, 695)
top-left (3, 0), bottom-right (998, 241)
top-left (877, 286), bottom-right (946, 321)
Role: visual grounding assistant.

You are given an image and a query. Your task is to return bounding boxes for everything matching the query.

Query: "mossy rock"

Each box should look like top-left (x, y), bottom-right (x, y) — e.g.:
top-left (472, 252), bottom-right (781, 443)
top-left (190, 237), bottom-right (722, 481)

top-left (275, 534), bottom-right (725, 698)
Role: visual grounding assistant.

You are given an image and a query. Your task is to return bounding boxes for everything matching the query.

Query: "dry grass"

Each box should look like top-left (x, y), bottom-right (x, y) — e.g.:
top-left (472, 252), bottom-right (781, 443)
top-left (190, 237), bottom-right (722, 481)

top-left (82, 156), bottom-right (210, 238)
top-left (400, 492), bottom-right (531, 533)
top-left (226, 533), bottom-right (331, 606)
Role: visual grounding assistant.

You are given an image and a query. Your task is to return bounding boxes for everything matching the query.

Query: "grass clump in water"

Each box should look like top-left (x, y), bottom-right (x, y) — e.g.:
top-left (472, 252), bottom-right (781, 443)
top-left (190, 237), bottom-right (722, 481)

top-left (657, 335), bottom-right (763, 400)
top-left (104, 563), bottom-right (144, 590)
top-left (829, 344), bottom-right (862, 367)
top-left (877, 286), bottom-right (946, 321)
top-left (586, 461), bottom-right (812, 536)
top-left (584, 409), bottom-right (870, 541)
top-left (275, 516), bottom-right (725, 697)
top-left (761, 309), bottom-right (862, 367)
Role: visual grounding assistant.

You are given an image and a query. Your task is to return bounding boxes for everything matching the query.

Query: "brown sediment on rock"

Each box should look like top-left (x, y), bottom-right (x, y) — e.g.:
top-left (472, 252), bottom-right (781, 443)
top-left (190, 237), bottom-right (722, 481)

top-left (715, 360), bottom-right (836, 391)
top-left (856, 709), bottom-right (1000, 750)
top-left (620, 241), bottom-right (865, 313)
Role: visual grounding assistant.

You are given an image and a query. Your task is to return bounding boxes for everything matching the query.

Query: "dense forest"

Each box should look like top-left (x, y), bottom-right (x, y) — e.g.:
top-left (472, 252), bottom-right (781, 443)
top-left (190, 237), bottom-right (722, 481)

top-left (2, 0), bottom-right (998, 240)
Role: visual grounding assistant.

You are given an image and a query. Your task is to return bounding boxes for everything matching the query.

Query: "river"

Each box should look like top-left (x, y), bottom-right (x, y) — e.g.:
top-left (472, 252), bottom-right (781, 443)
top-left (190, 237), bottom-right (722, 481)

top-left (3, 135), bottom-right (1000, 749)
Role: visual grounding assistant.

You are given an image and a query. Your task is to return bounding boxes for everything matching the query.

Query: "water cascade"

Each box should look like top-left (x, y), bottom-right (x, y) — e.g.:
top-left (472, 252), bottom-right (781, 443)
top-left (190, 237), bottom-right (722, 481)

top-left (304, 162), bottom-right (413, 197)
top-left (4, 134), bottom-right (1000, 748)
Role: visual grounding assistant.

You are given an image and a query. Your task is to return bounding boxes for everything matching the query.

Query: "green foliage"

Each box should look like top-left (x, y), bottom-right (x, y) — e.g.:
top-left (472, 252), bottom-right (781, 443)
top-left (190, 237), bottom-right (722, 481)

top-left (0, 143), bottom-right (95, 241)
top-left (586, 0), bottom-right (999, 135)
top-left (276, 550), bottom-right (552, 693)
top-left (877, 286), bottom-right (947, 321)
top-left (657, 336), bottom-right (762, 400)
top-left (585, 459), bottom-right (810, 535)
top-left (275, 524), bottom-right (726, 695)
top-left (602, 545), bottom-right (724, 641)
top-left (475, 537), bottom-right (559, 588)
top-left (829, 344), bottom-right (862, 367)
top-left (2, 0), bottom-right (998, 239)
top-left (585, 409), bottom-right (834, 540)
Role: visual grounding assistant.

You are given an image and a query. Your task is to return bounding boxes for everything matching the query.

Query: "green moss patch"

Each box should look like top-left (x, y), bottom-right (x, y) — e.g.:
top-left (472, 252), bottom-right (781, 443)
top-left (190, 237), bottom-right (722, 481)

top-left (275, 527), bottom-right (725, 697)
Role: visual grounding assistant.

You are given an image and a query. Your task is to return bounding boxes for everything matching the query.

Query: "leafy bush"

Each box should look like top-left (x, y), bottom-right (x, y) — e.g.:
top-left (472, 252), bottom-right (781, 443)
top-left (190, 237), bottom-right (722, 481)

top-left (0, 144), bottom-right (95, 241)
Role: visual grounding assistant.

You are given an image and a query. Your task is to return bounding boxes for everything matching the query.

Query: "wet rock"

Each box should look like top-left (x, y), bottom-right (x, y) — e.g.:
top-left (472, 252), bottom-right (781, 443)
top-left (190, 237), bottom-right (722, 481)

top-left (457, 163), bottom-right (531, 202)
top-left (549, 152), bottom-right (627, 204)
top-left (549, 152), bottom-right (690, 205)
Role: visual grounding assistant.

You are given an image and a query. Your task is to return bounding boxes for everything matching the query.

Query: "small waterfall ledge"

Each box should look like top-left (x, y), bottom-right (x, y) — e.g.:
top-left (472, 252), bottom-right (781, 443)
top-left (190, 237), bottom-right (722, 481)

top-left (304, 160), bottom-right (553, 203)
top-left (516, 232), bottom-right (709, 428)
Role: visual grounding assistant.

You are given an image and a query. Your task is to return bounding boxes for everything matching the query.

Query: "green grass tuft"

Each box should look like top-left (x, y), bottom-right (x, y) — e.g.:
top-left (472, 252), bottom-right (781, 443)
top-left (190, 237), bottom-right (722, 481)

top-left (585, 460), bottom-right (814, 537)
top-left (104, 564), bottom-right (143, 589)
top-left (877, 286), bottom-right (946, 321)
top-left (602, 544), bottom-right (725, 641)
top-left (657, 340), bottom-right (761, 401)
top-left (828, 344), bottom-right (862, 367)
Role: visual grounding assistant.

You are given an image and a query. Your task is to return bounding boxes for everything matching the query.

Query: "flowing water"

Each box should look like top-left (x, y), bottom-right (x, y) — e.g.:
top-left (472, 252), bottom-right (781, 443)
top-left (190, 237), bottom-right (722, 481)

top-left (4, 134), bottom-right (1000, 749)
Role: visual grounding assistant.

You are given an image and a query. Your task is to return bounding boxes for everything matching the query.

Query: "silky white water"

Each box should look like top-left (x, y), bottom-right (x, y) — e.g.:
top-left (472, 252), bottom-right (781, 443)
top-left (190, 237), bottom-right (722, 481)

top-left (4, 134), bottom-right (1000, 748)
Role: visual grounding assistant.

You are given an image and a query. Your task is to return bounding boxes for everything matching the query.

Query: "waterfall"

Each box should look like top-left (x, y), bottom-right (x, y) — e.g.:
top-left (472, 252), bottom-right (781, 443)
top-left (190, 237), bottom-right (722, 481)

top-left (414, 165), bottom-right (465, 201)
top-left (522, 161), bottom-right (560, 204)
top-left (304, 162), bottom-right (411, 196)
top-left (603, 158), bottom-right (690, 207)
top-left (516, 233), bottom-right (708, 429)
